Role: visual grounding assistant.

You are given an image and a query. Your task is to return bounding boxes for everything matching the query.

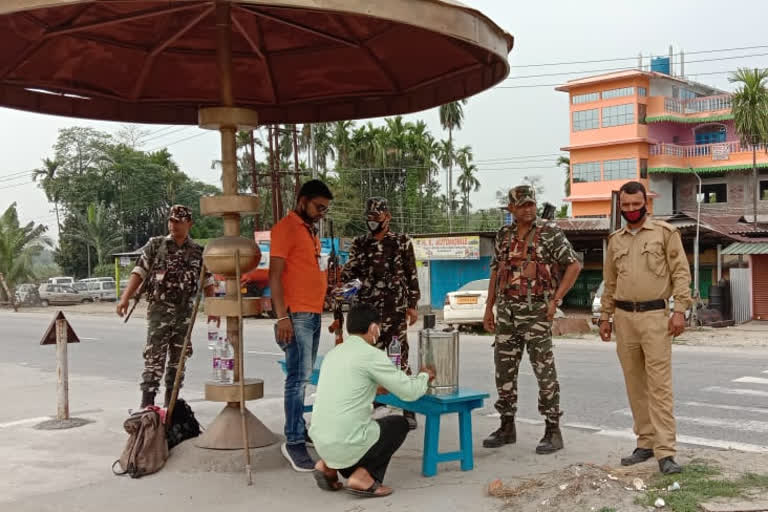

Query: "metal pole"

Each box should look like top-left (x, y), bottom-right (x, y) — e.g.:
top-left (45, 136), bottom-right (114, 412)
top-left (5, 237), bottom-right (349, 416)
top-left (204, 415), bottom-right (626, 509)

top-left (693, 169), bottom-right (702, 325)
top-left (754, 136), bottom-right (758, 231)
top-left (56, 318), bottom-right (69, 420)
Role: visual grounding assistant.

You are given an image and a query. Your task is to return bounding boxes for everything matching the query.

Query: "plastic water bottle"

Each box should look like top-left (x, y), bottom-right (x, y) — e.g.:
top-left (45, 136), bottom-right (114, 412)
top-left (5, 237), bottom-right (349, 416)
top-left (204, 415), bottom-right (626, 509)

top-left (207, 322), bottom-right (219, 349)
top-left (387, 336), bottom-right (402, 369)
top-left (211, 338), bottom-right (222, 382)
top-left (219, 337), bottom-right (235, 384)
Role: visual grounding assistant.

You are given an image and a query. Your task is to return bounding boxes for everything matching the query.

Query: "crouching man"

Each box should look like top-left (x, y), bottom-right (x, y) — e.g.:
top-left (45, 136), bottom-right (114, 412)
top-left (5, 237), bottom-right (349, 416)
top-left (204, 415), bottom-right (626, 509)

top-left (309, 304), bottom-right (435, 498)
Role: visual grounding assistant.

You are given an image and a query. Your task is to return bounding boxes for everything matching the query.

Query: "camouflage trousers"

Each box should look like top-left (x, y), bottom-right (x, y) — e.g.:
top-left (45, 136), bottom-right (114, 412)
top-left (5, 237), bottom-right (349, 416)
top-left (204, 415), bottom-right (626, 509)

top-left (494, 300), bottom-right (562, 421)
top-left (140, 301), bottom-right (193, 393)
top-left (374, 309), bottom-right (410, 375)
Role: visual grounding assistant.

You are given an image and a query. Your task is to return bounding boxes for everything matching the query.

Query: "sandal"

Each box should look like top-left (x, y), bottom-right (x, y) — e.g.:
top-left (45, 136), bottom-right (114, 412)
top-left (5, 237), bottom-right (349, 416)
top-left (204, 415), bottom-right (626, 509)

top-left (345, 480), bottom-right (393, 498)
top-left (312, 469), bottom-right (341, 491)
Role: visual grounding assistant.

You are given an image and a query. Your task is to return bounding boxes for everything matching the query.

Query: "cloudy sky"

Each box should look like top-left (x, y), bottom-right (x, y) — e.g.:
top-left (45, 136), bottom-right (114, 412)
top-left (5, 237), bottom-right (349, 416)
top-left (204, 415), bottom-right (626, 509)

top-left (2, 0), bottom-right (767, 241)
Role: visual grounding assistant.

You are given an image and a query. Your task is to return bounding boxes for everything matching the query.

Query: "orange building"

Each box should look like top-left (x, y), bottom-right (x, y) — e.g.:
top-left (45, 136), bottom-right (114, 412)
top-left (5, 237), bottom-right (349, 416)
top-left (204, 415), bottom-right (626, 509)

top-left (556, 67), bottom-right (768, 218)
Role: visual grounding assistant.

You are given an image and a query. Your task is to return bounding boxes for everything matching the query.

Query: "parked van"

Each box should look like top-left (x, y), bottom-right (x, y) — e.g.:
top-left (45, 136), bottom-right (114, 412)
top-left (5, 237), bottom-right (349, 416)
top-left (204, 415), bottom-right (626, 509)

top-left (74, 280), bottom-right (117, 301)
top-left (48, 276), bottom-right (75, 285)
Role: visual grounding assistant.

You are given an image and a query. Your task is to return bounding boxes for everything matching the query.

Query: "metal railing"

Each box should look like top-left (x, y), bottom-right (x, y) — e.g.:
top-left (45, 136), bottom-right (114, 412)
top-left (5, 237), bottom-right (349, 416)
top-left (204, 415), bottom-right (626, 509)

top-left (650, 141), bottom-right (766, 158)
top-left (663, 94), bottom-right (732, 114)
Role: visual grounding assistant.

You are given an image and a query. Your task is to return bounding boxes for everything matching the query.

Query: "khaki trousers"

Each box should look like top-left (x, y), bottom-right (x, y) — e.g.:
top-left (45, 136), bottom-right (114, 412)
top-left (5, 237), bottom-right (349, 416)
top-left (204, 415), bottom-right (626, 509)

top-left (614, 308), bottom-right (676, 459)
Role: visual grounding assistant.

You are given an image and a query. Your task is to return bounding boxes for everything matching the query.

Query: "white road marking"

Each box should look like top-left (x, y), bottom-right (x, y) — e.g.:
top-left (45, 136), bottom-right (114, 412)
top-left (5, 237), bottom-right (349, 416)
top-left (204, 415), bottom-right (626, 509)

top-left (247, 351), bottom-right (284, 357)
top-left (79, 337), bottom-right (98, 341)
top-left (704, 386), bottom-right (768, 398)
top-left (615, 409), bottom-right (768, 434)
top-left (733, 376), bottom-right (768, 385)
top-left (0, 408), bottom-right (103, 429)
top-left (680, 401), bottom-right (768, 415)
top-left (485, 414), bottom-right (768, 453)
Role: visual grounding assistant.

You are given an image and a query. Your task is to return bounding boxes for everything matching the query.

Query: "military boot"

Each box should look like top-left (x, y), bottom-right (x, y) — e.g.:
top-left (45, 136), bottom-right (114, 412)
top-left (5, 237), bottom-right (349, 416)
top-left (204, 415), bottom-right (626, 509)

top-left (482, 416), bottom-right (516, 448)
top-left (535, 420), bottom-right (564, 454)
top-left (140, 391), bottom-right (156, 408)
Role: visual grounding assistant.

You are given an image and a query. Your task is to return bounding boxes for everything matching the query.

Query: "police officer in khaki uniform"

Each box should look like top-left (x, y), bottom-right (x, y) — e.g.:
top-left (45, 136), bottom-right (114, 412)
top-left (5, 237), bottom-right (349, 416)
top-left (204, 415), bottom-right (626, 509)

top-left (599, 181), bottom-right (691, 475)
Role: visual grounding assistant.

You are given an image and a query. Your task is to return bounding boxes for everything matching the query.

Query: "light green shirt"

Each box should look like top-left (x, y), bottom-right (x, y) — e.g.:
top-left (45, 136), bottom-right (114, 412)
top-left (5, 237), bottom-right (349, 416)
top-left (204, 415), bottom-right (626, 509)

top-left (308, 335), bottom-right (429, 469)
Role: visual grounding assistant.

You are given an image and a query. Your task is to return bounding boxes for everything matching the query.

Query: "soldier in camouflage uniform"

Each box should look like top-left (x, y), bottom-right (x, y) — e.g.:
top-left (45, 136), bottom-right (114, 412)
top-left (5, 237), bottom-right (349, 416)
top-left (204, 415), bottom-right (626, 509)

top-left (116, 205), bottom-right (217, 408)
top-left (482, 186), bottom-right (582, 453)
top-left (339, 197), bottom-right (421, 429)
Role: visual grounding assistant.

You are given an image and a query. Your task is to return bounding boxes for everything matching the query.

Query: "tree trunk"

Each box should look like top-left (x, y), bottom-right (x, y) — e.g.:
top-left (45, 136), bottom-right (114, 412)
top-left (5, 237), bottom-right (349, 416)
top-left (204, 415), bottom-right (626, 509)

top-left (448, 127), bottom-right (453, 232)
top-left (250, 130), bottom-right (258, 232)
top-left (754, 145), bottom-right (758, 230)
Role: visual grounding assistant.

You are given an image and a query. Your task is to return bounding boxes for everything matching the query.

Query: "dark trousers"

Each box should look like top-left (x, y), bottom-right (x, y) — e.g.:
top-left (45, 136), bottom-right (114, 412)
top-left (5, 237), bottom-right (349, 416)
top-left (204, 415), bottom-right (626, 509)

top-left (338, 416), bottom-right (409, 483)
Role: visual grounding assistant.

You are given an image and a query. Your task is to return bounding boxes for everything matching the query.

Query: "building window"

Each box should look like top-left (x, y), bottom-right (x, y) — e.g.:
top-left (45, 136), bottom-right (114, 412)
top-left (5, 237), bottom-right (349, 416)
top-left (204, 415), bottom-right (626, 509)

top-left (602, 103), bottom-right (635, 127)
top-left (701, 183), bottom-right (727, 203)
top-left (603, 158), bottom-right (637, 180)
top-left (760, 181), bottom-right (768, 200)
top-left (673, 87), bottom-right (697, 100)
top-left (573, 92), bottom-right (599, 104)
top-left (638, 87), bottom-right (648, 96)
top-left (603, 86), bottom-right (635, 99)
top-left (572, 161), bottom-right (601, 183)
top-left (638, 103), bottom-right (647, 124)
top-left (640, 158), bottom-right (648, 179)
top-left (573, 109), bottom-right (599, 131)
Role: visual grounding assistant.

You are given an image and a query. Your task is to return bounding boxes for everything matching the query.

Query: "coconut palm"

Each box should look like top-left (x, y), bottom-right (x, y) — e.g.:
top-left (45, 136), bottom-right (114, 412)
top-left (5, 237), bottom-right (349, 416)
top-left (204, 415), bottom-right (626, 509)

top-left (31, 157), bottom-right (63, 233)
top-left (439, 100), bottom-right (468, 229)
top-left (67, 202), bottom-right (123, 276)
top-left (729, 68), bottom-right (768, 228)
top-left (0, 203), bottom-right (51, 302)
top-left (556, 155), bottom-right (571, 198)
top-left (457, 162), bottom-right (480, 227)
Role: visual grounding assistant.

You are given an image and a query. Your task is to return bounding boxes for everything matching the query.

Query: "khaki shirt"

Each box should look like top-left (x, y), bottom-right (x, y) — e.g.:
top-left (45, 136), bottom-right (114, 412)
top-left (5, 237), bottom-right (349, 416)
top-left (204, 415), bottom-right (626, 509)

top-left (600, 217), bottom-right (691, 321)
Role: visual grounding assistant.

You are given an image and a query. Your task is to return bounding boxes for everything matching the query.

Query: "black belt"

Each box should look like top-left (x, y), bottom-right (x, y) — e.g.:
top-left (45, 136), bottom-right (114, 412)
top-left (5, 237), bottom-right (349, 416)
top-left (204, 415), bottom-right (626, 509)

top-left (615, 299), bottom-right (666, 313)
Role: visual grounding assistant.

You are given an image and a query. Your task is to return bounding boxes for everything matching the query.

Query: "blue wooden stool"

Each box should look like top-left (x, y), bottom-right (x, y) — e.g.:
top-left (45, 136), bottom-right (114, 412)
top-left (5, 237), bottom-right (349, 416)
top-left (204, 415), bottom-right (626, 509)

top-left (277, 356), bottom-right (323, 413)
top-left (376, 389), bottom-right (489, 477)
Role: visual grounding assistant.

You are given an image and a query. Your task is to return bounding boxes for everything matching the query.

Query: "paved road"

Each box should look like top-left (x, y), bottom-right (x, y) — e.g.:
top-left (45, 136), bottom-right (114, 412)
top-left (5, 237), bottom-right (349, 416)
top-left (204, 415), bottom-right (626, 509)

top-left (3, 310), bottom-right (768, 450)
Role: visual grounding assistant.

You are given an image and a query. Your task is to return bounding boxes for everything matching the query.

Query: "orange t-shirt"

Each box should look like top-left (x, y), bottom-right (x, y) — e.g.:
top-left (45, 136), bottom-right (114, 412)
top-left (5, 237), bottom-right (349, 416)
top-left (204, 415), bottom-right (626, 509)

top-left (270, 211), bottom-right (327, 314)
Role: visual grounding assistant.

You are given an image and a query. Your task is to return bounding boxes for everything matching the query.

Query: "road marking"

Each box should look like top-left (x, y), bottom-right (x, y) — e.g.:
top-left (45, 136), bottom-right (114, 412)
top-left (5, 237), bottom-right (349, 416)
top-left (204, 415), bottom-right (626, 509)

top-left (80, 337), bottom-right (98, 341)
top-left (615, 409), bottom-right (768, 434)
top-left (0, 408), bottom-right (103, 429)
top-left (704, 386), bottom-right (768, 398)
top-left (733, 376), bottom-right (768, 385)
top-left (247, 351), bottom-right (283, 357)
top-left (680, 401), bottom-right (768, 415)
top-left (486, 414), bottom-right (768, 453)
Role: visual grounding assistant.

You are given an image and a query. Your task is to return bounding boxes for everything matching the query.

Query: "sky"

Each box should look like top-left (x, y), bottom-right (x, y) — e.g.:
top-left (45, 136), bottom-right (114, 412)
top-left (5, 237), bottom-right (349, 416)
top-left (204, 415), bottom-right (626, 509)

top-left (2, 0), bottom-right (767, 243)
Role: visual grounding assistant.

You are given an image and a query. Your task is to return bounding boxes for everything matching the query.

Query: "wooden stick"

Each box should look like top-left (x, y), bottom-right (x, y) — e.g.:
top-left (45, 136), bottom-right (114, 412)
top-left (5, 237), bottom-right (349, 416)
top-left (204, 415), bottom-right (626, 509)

top-left (235, 249), bottom-right (253, 485)
top-left (56, 318), bottom-right (69, 420)
top-left (166, 263), bottom-right (208, 426)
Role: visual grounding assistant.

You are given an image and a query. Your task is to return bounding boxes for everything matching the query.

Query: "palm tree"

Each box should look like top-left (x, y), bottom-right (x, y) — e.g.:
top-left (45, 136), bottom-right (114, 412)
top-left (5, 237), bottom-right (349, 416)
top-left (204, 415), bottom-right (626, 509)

top-left (729, 68), bottom-right (768, 228)
top-left (457, 162), bottom-right (480, 227)
top-left (439, 99), bottom-right (468, 229)
top-left (0, 203), bottom-right (51, 303)
top-left (31, 157), bottom-right (62, 234)
top-left (556, 155), bottom-right (571, 198)
top-left (67, 202), bottom-right (123, 276)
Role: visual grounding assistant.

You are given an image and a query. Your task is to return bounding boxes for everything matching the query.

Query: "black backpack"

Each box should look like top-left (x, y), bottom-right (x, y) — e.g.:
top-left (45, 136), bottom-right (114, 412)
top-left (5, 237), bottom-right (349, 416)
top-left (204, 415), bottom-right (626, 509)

top-left (166, 398), bottom-right (201, 450)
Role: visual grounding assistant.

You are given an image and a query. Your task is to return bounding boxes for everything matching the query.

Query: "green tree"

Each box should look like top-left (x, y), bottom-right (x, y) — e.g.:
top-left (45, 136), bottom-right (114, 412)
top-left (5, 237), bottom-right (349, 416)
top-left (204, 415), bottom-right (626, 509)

top-left (439, 100), bottom-right (468, 228)
top-left (556, 155), bottom-right (571, 197)
top-left (66, 202), bottom-right (122, 276)
top-left (0, 203), bottom-right (51, 301)
top-left (31, 157), bottom-right (62, 233)
top-left (729, 68), bottom-right (768, 228)
top-left (457, 154), bottom-right (480, 227)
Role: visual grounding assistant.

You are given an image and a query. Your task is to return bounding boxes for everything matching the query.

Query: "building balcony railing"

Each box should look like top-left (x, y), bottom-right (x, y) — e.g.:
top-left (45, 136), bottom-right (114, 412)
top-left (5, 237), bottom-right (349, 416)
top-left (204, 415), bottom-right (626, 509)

top-left (650, 141), bottom-right (767, 159)
top-left (662, 94), bottom-right (731, 114)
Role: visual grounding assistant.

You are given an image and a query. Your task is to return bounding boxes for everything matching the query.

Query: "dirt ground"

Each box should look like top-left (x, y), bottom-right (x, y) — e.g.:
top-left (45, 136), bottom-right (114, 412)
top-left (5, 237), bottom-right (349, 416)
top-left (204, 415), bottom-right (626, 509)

top-left (487, 447), bottom-right (768, 512)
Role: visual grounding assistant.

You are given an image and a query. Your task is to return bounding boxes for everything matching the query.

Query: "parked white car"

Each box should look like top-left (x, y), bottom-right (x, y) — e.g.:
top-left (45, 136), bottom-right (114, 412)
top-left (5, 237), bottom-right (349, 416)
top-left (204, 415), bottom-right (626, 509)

top-left (443, 279), bottom-right (490, 327)
top-left (74, 280), bottom-right (117, 301)
top-left (48, 276), bottom-right (75, 285)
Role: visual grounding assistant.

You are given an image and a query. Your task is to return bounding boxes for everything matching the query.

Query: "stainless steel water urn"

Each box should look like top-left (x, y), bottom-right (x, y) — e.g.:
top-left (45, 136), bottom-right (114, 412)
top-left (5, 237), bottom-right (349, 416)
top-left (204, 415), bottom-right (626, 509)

top-left (418, 314), bottom-right (459, 395)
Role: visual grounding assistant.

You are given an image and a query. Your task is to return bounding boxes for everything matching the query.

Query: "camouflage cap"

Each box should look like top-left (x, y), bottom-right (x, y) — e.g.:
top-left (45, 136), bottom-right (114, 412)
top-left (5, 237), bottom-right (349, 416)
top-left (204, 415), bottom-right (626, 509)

top-left (169, 204), bottom-right (192, 221)
top-left (365, 197), bottom-right (389, 216)
top-left (508, 185), bottom-right (537, 206)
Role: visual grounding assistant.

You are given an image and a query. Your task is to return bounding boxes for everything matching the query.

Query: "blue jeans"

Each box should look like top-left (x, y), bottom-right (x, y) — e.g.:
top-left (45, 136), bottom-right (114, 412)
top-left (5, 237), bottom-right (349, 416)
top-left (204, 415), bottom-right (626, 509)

top-left (276, 312), bottom-right (321, 445)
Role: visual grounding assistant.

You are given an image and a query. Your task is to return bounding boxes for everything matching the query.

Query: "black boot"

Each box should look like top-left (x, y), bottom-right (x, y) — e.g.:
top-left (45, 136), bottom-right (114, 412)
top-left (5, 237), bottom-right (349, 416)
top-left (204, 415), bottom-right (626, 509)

top-left (659, 456), bottom-right (682, 474)
top-left (620, 448), bottom-right (654, 466)
top-left (483, 416), bottom-right (516, 448)
top-left (535, 420), bottom-right (564, 454)
top-left (403, 410), bottom-right (418, 430)
top-left (140, 391), bottom-right (156, 408)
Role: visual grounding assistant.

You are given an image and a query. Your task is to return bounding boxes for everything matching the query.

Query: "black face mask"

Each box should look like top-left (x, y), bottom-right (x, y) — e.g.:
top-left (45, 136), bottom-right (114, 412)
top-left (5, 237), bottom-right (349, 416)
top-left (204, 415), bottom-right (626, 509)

top-left (621, 205), bottom-right (647, 224)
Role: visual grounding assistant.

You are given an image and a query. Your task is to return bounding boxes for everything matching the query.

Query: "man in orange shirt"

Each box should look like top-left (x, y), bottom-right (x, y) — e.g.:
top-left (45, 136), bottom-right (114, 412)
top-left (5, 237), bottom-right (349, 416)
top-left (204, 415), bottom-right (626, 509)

top-left (270, 180), bottom-right (333, 472)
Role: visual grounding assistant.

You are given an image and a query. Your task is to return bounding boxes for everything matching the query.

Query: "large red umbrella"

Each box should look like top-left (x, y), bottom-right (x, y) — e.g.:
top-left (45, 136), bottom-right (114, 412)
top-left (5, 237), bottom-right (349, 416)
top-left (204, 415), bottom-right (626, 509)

top-left (0, 0), bottom-right (513, 455)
